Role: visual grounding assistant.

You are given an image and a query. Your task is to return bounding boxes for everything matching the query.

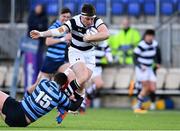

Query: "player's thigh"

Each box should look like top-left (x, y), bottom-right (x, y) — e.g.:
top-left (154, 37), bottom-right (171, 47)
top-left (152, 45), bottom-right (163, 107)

top-left (1, 97), bottom-right (28, 127)
top-left (58, 63), bottom-right (70, 72)
top-left (0, 91), bottom-right (9, 111)
top-left (148, 81), bottom-right (156, 92)
top-left (41, 57), bottom-right (64, 74)
top-left (72, 62), bottom-right (91, 79)
top-left (135, 67), bottom-right (149, 82)
top-left (149, 68), bottom-right (157, 82)
top-left (84, 49), bottom-right (95, 72)
top-left (91, 67), bottom-right (103, 88)
top-left (92, 75), bottom-right (104, 88)
top-left (68, 47), bottom-right (86, 66)
top-left (58, 63), bottom-right (76, 82)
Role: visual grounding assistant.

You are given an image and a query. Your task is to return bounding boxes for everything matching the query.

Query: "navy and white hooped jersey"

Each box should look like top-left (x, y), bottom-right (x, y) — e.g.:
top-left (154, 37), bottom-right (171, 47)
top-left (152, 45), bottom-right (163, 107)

top-left (95, 41), bottom-right (112, 66)
top-left (134, 40), bottom-right (158, 67)
top-left (46, 20), bottom-right (67, 61)
top-left (21, 79), bottom-right (71, 122)
top-left (64, 14), bottom-right (104, 48)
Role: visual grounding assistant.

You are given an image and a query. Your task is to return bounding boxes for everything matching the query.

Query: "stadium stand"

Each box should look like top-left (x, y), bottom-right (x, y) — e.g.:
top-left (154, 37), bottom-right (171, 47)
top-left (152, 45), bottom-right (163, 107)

top-left (102, 67), bottom-right (117, 89)
top-left (27, 0), bottom-right (180, 17)
top-left (95, 2), bottom-right (106, 16)
top-left (5, 66), bottom-right (14, 87)
top-left (114, 68), bottom-right (134, 89)
top-left (160, 0), bottom-right (174, 16)
top-left (156, 68), bottom-right (167, 90)
top-left (64, 2), bottom-right (77, 15)
top-left (111, 0), bottom-right (124, 16)
top-left (101, 67), bottom-right (180, 95)
top-left (143, 0), bottom-right (156, 15)
top-left (0, 66), bottom-right (7, 87)
top-left (165, 68), bottom-right (180, 90)
top-left (127, 1), bottom-right (141, 16)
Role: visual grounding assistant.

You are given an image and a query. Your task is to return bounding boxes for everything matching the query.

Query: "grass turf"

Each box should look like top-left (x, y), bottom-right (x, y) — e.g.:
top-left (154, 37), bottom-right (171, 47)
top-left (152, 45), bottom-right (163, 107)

top-left (0, 108), bottom-right (180, 130)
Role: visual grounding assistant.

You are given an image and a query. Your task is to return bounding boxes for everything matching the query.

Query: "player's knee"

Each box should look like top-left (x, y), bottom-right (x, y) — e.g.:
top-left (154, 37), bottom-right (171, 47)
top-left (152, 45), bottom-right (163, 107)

top-left (149, 87), bottom-right (156, 92)
top-left (77, 72), bottom-right (89, 85)
top-left (96, 81), bottom-right (104, 88)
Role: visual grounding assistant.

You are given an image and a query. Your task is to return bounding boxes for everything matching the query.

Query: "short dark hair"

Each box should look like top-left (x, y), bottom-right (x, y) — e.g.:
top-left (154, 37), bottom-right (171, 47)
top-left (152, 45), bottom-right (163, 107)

top-left (60, 7), bottom-right (72, 14)
top-left (54, 73), bottom-right (67, 86)
top-left (81, 3), bottom-right (96, 17)
top-left (144, 29), bottom-right (155, 36)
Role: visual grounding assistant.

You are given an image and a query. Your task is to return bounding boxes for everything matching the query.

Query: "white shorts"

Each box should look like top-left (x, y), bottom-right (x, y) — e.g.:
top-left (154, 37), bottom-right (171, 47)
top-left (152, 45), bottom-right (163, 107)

top-left (68, 46), bottom-right (95, 71)
top-left (135, 66), bottom-right (156, 82)
top-left (91, 66), bottom-right (103, 78)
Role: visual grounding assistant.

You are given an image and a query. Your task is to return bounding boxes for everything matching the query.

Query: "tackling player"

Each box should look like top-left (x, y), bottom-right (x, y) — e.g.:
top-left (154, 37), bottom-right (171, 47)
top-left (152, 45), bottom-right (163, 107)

top-left (0, 73), bottom-right (83, 127)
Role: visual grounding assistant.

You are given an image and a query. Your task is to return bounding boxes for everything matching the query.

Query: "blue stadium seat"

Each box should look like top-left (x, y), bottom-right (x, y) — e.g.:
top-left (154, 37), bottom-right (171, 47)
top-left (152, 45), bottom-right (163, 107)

top-left (95, 2), bottom-right (106, 16)
top-left (178, 2), bottom-right (180, 12)
top-left (64, 3), bottom-right (77, 14)
top-left (176, 0), bottom-right (180, 12)
top-left (160, 2), bottom-right (174, 16)
top-left (127, 2), bottom-right (141, 16)
top-left (111, 2), bottom-right (124, 15)
top-left (77, 0), bottom-right (96, 13)
top-left (78, 3), bottom-right (84, 13)
top-left (81, 0), bottom-right (96, 4)
top-left (144, 2), bottom-right (156, 15)
top-left (47, 3), bottom-right (58, 16)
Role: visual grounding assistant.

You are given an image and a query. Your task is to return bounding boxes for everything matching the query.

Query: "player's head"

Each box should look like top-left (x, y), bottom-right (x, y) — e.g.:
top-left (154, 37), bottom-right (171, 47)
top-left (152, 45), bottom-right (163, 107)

top-left (35, 4), bottom-right (46, 15)
top-left (144, 29), bottom-right (155, 43)
top-left (81, 3), bottom-right (96, 27)
top-left (122, 17), bottom-right (130, 29)
top-left (54, 72), bottom-right (68, 87)
top-left (59, 7), bottom-right (72, 23)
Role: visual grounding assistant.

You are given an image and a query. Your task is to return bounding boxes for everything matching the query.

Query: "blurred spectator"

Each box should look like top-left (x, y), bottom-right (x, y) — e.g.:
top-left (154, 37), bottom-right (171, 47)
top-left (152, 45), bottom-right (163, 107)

top-left (24, 4), bottom-right (48, 90)
top-left (27, 4), bottom-right (48, 41)
top-left (108, 18), bottom-right (141, 65)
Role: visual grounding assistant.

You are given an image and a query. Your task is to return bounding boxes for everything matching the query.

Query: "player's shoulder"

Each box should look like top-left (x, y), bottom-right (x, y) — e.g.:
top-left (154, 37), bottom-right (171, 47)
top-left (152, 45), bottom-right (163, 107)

top-left (138, 40), bottom-right (146, 47)
top-left (49, 20), bottom-right (61, 29)
top-left (94, 16), bottom-right (103, 23)
top-left (152, 40), bottom-right (158, 47)
top-left (72, 14), bottom-right (81, 21)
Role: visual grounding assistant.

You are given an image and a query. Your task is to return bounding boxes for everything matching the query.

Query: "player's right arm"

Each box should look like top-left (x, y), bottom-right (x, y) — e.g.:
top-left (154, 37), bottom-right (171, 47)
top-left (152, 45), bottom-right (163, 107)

top-left (45, 33), bottom-right (72, 46)
top-left (30, 25), bottom-right (69, 39)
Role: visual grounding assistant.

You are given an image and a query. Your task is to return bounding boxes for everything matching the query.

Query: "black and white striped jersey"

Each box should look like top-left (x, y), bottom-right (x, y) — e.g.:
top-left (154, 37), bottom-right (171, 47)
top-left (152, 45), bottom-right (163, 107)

top-left (95, 41), bottom-right (112, 66)
top-left (134, 40), bottom-right (159, 67)
top-left (64, 14), bottom-right (104, 49)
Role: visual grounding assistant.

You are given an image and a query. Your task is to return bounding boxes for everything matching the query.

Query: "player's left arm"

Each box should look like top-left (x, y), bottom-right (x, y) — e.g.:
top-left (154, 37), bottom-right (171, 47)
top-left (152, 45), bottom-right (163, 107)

top-left (154, 45), bottom-right (162, 69)
top-left (83, 24), bottom-right (109, 42)
top-left (60, 92), bottom-right (83, 111)
top-left (104, 43), bottom-right (113, 63)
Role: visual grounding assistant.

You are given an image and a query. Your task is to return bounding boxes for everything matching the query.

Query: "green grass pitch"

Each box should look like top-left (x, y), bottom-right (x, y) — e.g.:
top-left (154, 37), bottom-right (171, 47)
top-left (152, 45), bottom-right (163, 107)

top-left (1, 108), bottom-right (180, 130)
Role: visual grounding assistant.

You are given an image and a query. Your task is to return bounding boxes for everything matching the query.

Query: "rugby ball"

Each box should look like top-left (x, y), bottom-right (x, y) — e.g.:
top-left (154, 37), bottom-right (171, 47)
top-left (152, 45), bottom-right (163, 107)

top-left (86, 27), bottom-right (98, 35)
top-left (86, 27), bottom-right (98, 46)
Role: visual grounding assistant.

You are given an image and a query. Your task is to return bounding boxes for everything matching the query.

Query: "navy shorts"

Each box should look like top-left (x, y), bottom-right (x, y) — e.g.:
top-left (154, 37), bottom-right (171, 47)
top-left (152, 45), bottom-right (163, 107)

top-left (2, 97), bottom-right (28, 127)
top-left (41, 57), bottom-right (65, 73)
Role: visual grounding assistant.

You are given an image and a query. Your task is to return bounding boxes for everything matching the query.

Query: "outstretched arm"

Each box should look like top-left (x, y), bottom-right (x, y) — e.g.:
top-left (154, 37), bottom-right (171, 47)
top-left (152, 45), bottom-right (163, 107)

top-left (30, 25), bottom-right (69, 39)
